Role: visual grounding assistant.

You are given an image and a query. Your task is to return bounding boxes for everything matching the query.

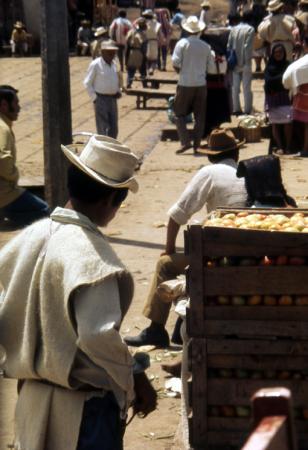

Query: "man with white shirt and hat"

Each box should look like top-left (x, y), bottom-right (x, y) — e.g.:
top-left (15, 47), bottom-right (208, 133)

top-left (172, 15), bottom-right (212, 154)
top-left (84, 40), bottom-right (122, 138)
top-left (0, 134), bottom-right (157, 450)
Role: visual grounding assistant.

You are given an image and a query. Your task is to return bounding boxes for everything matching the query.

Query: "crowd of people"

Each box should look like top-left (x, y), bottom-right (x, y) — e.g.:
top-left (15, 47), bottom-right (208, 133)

top-left (1, 0), bottom-right (308, 448)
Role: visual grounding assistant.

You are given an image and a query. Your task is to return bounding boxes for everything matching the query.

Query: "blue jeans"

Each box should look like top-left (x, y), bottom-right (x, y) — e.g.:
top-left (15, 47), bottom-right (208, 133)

top-left (1, 190), bottom-right (50, 226)
top-left (77, 393), bottom-right (124, 450)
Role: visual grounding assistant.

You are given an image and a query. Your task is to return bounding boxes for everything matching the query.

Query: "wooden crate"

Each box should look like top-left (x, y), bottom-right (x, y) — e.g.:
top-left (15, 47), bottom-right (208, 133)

top-left (185, 209), bottom-right (308, 449)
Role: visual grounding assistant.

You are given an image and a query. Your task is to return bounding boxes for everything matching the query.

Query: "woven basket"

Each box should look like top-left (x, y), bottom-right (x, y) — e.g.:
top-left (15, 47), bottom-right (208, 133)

top-left (240, 126), bottom-right (261, 143)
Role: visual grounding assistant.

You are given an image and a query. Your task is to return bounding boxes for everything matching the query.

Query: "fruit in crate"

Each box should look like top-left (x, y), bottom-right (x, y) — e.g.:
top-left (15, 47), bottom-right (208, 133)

top-left (217, 295), bottom-right (230, 305)
top-left (235, 406), bottom-right (250, 417)
top-left (220, 406), bottom-right (236, 417)
top-left (264, 295), bottom-right (277, 306)
top-left (302, 408), bottom-right (308, 420)
top-left (235, 369), bottom-right (248, 379)
top-left (231, 295), bottom-right (246, 306)
top-left (289, 256), bottom-right (306, 265)
top-left (218, 369), bottom-right (233, 378)
top-left (204, 211), bottom-right (308, 233)
top-left (247, 295), bottom-right (262, 305)
top-left (295, 296), bottom-right (308, 306)
top-left (278, 295), bottom-right (293, 306)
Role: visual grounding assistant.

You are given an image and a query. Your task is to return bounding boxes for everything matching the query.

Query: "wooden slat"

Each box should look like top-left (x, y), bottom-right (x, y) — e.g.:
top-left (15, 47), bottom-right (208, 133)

top-left (186, 227), bottom-right (205, 335)
top-left (207, 354), bottom-right (308, 371)
top-left (203, 266), bottom-right (308, 296)
top-left (189, 338), bottom-right (208, 448)
top-left (206, 339), bottom-right (308, 355)
top-left (207, 430), bottom-right (248, 446)
top-left (242, 416), bottom-right (288, 450)
top-left (193, 225), bottom-right (308, 257)
top-left (203, 320), bottom-right (308, 338)
top-left (207, 380), bottom-right (308, 406)
top-left (203, 306), bottom-right (308, 321)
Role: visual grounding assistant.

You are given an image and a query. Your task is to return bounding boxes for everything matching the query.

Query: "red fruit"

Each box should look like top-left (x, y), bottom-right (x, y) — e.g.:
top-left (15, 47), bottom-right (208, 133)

top-left (275, 255), bottom-right (288, 265)
top-left (289, 257), bottom-right (306, 266)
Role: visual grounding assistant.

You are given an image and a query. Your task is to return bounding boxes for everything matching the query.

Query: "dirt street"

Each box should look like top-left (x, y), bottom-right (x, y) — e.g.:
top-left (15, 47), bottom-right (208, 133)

top-left (1, 31), bottom-right (308, 450)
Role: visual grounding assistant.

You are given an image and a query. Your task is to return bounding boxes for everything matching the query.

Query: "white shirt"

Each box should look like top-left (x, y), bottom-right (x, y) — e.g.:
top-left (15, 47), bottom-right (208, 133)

top-left (283, 53), bottom-right (308, 96)
top-left (172, 35), bottom-right (212, 87)
top-left (110, 17), bottom-right (132, 46)
top-left (84, 57), bottom-right (120, 101)
top-left (168, 159), bottom-right (247, 225)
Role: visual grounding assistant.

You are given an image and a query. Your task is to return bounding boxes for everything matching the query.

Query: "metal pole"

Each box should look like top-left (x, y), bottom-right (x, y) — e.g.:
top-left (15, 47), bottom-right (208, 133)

top-left (40, 0), bottom-right (72, 208)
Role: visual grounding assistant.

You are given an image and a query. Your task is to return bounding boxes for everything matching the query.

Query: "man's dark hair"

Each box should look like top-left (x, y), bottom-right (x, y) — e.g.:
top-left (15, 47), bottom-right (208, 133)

top-left (304, 36), bottom-right (308, 47)
top-left (242, 11), bottom-right (253, 24)
top-left (208, 148), bottom-right (239, 164)
top-left (119, 10), bottom-right (127, 17)
top-left (0, 85), bottom-right (18, 106)
top-left (228, 13), bottom-right (241, 25)
top-left (67, 164), bottom-right (128, 206)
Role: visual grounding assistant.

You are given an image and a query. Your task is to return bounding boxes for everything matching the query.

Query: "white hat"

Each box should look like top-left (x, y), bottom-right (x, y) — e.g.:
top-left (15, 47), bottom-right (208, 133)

top-left (94, 26), bottom-right (107, 37)
top-left (267, 0), bottom-right (284, 11)
top-left (61, 134), bottom-right (139, 192)
top-left (142, 9), bottom-right (154, 17)
top-left (181, 15), bottom-right (206, 33)
top-left (201, 0), bottom-right (211, 8)
top-left (100, 39), bottom-right (118, 51)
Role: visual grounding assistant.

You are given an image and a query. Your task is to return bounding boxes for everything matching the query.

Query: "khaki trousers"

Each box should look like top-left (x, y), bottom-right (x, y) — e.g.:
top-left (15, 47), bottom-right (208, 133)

top-left (143, 253), bottom-right (188, 325)
top-left (173, 85), bottom-right (207, 148)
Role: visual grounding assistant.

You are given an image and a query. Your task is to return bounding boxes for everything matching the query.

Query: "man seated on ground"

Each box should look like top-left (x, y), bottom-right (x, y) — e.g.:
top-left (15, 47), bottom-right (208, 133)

top-left (77, 19), bottom-right (93, 56)
top-left (0, 134), bottom-right (157, 450)
top-left (0, 85), bottom-right (49, 227)
top-left (125, 129), bottom-right (247, 348)
top-left (10, 21), bottom-right (28, 57)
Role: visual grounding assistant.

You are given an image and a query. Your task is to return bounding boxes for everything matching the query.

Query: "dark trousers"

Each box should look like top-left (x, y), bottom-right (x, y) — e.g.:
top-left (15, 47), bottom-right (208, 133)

top-left (173, 85), bottom-right (207, 148)
top-left (77, 394), bottom-right (125, 450)
top-left (1, 190), bottom-right (50, 226)
top-left (94, 94), bottom-right (118, 138)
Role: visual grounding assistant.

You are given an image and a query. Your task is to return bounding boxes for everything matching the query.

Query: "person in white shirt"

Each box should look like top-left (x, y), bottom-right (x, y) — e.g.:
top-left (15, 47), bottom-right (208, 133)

top-left (124, 129), bottom-right (247, 348)
top-left (227, 11), bottom-right (255, 115)
top-left (109, 11), bottom-right (132, 71)
top-left (172, 15), bottom-right (212, 154)
top-left (84, 40), bottom-right (121, 138)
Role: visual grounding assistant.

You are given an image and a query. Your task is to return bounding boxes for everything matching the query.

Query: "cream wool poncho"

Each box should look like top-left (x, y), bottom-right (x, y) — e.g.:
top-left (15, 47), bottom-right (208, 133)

top-left (0, 208), bottom-right (135, 450)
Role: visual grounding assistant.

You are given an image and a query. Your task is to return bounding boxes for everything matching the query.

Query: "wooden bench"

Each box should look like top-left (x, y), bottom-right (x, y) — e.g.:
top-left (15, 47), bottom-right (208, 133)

top-left (125, 87), bottom-right (175, 109)
top-left (135, 77), bottom-right (178, 89)
top-left (242, 388), bottom-right (296, 450)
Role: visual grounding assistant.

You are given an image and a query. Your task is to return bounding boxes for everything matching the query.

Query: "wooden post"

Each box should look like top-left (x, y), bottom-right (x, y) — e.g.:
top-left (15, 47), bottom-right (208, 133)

top-left (40, 0), bottom-right (72, 208)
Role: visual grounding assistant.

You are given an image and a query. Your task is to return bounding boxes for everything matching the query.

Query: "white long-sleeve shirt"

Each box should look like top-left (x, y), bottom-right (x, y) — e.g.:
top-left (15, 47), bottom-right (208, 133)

top-left (168, 159), bottom-right (247, 225)
top-left (84, 57), bottom-right (120, 101)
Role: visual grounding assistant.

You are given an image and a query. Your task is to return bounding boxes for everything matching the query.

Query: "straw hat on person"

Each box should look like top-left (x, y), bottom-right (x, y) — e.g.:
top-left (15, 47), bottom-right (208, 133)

top-left (14, 21), bottom-right (24, 29)
top-left (100, 39), bottom-right (118, 51)
top-left (181, 15), bottom-right (206, 33)
top-left (61, 134), bottom-right (139, 192)
top-left (201, 129), bottom-right (245, 155)
top-left (267, 0), bottom-right (284, 12)
top-left (299, 0), bottom-right (308, 5)
top-left (142, 9), bottom-right (154, 17)
top-left (201, 0), bottom-right (211, 8)
top-left (94, 26), bottom-right (107, 37)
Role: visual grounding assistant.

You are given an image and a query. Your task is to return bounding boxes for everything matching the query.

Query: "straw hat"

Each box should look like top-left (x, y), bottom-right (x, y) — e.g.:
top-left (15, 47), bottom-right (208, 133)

top-left (299, 0), bottom-right (308, 5)
top-left (94, 26), bottom-right (107, 37)
top-left (100, 39), bottom-right (118, 51)
top-left (201, 129), bottom-right (245, 155)
top-left (201, 0), bottom-right (211, 8)
top-left (61, 134), bottom-right (139, 192)
top-left (142, 9), bottom-right (154, 17)
top-left (181, 16), bottom-right (206, 33)
top-left (267, 0), bottom-right (284, 12)
top-left (14, 21), bottom-right (24, 29)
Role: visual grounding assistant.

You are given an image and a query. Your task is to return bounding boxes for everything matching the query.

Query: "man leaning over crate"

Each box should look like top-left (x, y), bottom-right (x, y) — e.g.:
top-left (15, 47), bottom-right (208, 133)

top-left (0, 134), bottom-right (157, 450)
top-left (125, 129), bottom-right (247, 348)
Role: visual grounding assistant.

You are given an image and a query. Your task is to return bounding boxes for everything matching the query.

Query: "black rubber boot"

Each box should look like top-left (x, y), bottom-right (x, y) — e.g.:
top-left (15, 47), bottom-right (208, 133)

top-left (124, 322), bottom-right (170, 348)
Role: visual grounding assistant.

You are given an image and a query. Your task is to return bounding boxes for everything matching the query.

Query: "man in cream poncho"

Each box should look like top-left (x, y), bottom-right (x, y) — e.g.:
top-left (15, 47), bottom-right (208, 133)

top-left (0, 134), bottom-right (157, 450)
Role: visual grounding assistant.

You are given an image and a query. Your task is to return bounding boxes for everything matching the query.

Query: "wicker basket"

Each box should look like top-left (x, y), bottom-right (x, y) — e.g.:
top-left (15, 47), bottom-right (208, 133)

top-left (240, 126), bottom-right (261, 143)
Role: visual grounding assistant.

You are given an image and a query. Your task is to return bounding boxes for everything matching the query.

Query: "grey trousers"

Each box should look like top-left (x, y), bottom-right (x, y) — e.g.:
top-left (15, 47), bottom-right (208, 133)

top-left (94, 94), bottom-right (118, 138)
top-left (173, 85), bottom-right (207, 148)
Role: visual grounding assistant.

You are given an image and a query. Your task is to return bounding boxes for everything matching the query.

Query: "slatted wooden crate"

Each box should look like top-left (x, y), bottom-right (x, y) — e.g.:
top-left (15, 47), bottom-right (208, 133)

top-left (184, 209), bottom-right (308, 449)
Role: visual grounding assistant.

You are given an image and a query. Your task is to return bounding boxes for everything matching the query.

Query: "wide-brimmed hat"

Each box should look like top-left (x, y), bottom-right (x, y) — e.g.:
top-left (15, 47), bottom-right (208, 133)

top-left (201, 129), bottom-right (245, 155)
top-left (14, 21), bottom-right (24, 29)
top-left (100, 39), bottom-right (118, 51)
top-left (181, 16), bottom-right (206, 33)
top-left (142, 9), bottom-right (154, 17)
top-left (201, 0), bottom-right (211, 8)
top-left (94, 26), bottom-right (107, 37)
top-left (81, 19), bottom-right (91, 26)
top-left (299, 0), bottom-right (308, 5)
top-left (61, 134), bottom-right (139, 192)
top-left (267, 0), bottom-right (284, 11)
